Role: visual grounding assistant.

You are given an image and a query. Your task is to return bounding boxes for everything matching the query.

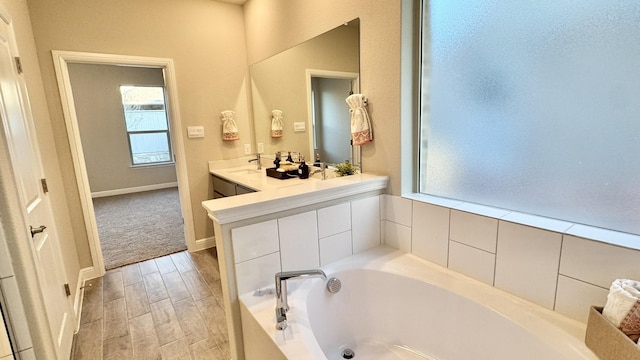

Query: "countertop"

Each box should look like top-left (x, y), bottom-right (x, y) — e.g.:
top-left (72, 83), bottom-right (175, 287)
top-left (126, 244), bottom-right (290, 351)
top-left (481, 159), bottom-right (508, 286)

top-left (204, 161), bottom-right (388, 224)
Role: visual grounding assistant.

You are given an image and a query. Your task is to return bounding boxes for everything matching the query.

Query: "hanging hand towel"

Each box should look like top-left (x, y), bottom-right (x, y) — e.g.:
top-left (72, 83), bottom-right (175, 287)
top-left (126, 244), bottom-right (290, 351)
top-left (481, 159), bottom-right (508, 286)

top-left (271, 109), bottom-right (283, 138)
top-left (603, 279), bottom-right (640, 342)
top-left (221, 110), bottom-right (239, 141)
top-left (346, 94), bottom-right (372, 145)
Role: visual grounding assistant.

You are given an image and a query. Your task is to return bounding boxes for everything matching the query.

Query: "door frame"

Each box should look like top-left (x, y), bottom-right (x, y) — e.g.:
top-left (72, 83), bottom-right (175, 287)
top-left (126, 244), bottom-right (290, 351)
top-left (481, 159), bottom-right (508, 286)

top-left (52, 51), bottom-right (196, 278)
top-left (305, 69), bottom-right (360, 167)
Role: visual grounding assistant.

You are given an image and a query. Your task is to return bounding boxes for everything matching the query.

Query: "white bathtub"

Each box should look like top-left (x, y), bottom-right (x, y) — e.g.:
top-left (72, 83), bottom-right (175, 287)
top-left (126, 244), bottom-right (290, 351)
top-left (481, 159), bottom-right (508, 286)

top-left (239, 247), bottom-right (598, 360)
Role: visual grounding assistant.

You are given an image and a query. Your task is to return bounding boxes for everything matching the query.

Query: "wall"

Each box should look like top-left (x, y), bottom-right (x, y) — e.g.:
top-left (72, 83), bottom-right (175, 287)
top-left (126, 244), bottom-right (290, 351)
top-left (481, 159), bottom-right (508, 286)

top-left (67, 63), bottom-right (177, 193)
top-left (381, 194), bottom-right (640, 324)
top-left (26, 0), bottom-right (250, 258)
top-left (244, 0), bottom-right (403, 194)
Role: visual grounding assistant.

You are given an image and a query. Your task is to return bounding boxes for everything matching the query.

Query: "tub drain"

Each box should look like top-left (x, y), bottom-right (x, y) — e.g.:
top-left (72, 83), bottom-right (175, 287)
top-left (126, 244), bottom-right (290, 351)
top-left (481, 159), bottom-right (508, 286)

top-left (341, 348), bottom-right (355, 359)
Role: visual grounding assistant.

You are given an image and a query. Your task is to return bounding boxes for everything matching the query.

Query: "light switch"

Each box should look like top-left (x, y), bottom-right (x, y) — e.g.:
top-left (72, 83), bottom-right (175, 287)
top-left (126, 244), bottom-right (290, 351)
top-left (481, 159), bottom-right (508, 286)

top-left (293, 122), bottom-right (306, 132)
top-left (187, 126), bottom-right (205, 138)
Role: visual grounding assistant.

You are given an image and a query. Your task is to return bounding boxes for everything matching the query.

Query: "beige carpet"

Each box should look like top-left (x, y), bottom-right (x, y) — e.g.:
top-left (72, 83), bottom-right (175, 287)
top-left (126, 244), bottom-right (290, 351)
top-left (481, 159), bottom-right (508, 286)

top-left (93, 187), bottom-right (186, 270)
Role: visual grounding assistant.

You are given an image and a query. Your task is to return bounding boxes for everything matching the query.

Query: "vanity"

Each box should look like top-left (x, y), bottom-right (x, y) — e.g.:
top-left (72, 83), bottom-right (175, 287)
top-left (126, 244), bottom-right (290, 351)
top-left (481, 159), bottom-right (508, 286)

top-left (203, 159), bottom-right (387, 360)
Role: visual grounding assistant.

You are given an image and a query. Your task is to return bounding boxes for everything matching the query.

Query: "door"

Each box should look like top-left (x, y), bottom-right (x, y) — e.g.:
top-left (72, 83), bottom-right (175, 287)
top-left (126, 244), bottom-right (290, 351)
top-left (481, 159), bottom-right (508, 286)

top-left (0, 13), bottom-right (74, 360)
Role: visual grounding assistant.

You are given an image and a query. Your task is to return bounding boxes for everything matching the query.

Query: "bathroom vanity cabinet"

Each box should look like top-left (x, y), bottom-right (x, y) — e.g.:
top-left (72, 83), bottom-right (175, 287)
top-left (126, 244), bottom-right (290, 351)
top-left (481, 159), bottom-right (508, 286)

top-left (212, 174), bottom-right (256, 198)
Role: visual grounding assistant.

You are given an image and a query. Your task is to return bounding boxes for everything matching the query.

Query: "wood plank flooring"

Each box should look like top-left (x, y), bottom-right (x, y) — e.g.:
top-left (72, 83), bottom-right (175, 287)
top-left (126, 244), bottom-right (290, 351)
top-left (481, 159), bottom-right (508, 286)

top-left (72, 249), bottom-right (230, 360)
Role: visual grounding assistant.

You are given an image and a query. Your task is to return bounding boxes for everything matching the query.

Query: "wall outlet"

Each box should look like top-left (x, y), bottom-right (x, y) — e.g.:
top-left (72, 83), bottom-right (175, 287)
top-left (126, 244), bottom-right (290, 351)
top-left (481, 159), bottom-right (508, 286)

top-left (257, 143), bottom-right (264, 154)
top-left (244, 143), bottom-right (252, 154)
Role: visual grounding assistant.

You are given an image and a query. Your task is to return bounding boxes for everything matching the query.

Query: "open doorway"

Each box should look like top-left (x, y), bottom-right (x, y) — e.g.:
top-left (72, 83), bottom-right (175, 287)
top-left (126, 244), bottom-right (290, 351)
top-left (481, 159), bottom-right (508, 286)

top-left (67, 63), bottom-right (185, 270)
top-left (52, 51), bottom-right (195, 278)
top-left (305, 70), bottom-right (360, 167)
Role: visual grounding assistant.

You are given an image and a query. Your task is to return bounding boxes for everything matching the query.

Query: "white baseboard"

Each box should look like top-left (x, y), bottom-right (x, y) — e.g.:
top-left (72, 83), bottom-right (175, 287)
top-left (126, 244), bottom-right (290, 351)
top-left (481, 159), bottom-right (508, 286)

top-left (73, 267), bottom-right (96, 332)
top-left (91, 182), bottom-right (178, 198)
top-left (191, 236), bottom-right (216, 252)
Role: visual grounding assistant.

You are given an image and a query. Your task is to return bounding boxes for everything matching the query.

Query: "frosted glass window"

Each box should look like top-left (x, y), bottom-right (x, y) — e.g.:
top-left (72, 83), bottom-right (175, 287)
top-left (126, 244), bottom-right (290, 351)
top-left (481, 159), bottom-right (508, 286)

top-left (420, 1), bottom-right (640, 235)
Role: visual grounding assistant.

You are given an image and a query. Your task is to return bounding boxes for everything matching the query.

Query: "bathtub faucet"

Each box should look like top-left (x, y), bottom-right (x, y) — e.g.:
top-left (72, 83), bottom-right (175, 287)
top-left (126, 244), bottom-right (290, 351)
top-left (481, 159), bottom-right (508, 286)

top-left (274, 269), bottom-right (327, 330)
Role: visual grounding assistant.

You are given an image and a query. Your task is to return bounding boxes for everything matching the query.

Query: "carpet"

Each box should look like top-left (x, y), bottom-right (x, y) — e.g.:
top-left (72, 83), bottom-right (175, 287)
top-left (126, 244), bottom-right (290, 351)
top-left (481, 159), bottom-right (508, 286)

top-left (93, 187), bottom-right (187, 270)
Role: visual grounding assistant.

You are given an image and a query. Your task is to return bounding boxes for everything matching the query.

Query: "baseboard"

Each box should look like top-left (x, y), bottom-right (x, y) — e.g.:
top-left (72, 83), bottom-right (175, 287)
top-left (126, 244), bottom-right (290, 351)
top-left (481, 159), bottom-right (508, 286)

top-left (91, 182), bottom-right (178, 198)
top-left (73, 267), bottom-right (96, 332)
top-left (191, 236), bottom-right (216, 252)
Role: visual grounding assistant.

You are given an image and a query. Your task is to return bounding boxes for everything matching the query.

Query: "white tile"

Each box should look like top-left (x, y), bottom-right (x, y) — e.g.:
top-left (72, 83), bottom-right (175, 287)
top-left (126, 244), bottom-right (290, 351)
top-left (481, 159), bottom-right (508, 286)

top-left (317, 203), bottom-right (351, 239)
top-left (452, 202), bottom-right (511, 219)
top-left (319, 231), bottom-right (352, 266)
top-left (404, 193), bottom-right (464, 208)
top-left (231, 220), bottom-right (280, 264)
top-left (560, 235), bottom-right (640, 288)
top-left (566, 224), bottom-right (640, 251)
top-left (1, 355), bottom-right (12, 360)
top-left (382, 220), bottom-right (411, 252)
top-left (494, 222), bottom-right (562, 309)
top-left (411, 202), bottom-right (450, 267)
top-left (0, 236), bottom-right (13, 279)
top-left (234, 252), bottom-right (281, 296)
top-left (501, 212), bottom-right (573, 234)
top-left (448, 241), bottom-right (495, 286)
top-left (382, 195), bottom-right (412, 227)
top-left (351, 196), bottom-right (380, 253)
top-left (450, 210), bottom-right (498, 253)
top-left (0, 277), bottom-right (32, 351)
top-left (17, 348), bottom-right (35, 360)
top-left (555, 275), bottom-right (609, 323)
top-left (278, 211), bottom-right (319, 271)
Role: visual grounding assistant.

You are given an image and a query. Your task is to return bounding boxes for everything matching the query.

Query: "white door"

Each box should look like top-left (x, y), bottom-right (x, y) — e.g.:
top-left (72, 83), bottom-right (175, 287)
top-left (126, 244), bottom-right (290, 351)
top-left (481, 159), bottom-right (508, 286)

top-left (0, 12), bottom-right (74, 360)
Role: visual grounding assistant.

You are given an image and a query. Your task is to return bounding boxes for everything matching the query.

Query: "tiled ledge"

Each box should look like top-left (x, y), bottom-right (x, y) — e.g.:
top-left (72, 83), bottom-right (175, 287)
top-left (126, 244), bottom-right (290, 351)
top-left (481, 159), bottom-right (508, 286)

top-left (404, 193), bottom-right (640, 251)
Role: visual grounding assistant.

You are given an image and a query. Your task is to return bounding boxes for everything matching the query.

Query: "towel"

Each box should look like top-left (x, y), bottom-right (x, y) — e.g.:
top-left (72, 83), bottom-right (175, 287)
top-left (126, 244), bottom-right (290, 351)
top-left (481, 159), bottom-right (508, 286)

top-left (346, 94), bottom-right (372, 146)
top-left (602, 279), bottom-right (640, 342)
top-left (271, 109), bottom-right (283, 138)
top-left (221, 110), bottom-right (239, 141)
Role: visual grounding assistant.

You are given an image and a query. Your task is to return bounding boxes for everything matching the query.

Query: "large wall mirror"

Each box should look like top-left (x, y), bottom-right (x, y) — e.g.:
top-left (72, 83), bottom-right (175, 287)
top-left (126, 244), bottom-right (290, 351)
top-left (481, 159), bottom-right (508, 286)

top-left (250, 19), bottom-right (360, 167)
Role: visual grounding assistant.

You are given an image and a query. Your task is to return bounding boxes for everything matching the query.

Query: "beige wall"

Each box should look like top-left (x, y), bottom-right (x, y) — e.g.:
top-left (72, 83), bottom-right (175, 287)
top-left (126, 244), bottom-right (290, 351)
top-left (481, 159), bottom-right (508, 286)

top-left (27, 0), bottom-right (251, 260)
top-left (244, 0), bottom-right (404, 194)
top-left (68, 63), bottom-right (177, 193)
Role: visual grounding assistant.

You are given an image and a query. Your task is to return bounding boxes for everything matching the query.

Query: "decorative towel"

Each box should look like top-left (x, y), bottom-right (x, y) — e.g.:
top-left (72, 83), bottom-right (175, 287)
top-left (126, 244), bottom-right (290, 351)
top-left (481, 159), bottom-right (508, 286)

top-left (221, 110), bottom-right (239, 141)
top-left (346, 94), bottom-right (372, 145)
top-left (271, 110), bottom-right (283, 138)
top-left (603, 279), bottom-right (640, 342)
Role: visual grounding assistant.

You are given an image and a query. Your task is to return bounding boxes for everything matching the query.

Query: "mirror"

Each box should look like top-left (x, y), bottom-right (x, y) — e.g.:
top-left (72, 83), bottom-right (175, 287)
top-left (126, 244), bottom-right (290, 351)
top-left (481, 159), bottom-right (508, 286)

top-left (250, 19), bottom-right (360, 167)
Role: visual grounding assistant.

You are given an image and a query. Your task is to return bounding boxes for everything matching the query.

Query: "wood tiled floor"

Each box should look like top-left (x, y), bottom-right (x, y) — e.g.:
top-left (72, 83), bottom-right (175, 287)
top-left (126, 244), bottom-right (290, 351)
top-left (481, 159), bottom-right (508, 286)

top-left (72, 249), bottom-right (230, 360)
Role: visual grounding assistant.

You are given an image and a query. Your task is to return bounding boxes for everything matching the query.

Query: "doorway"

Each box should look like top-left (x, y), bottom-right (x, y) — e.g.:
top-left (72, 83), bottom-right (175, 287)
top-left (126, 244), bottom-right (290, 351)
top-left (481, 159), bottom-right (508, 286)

top-left (66, 63), bottom-right (185, 270)
top-left (305, 69), bottom-right (360, 167)
top-left (52, 51), bottom-right (195, 278)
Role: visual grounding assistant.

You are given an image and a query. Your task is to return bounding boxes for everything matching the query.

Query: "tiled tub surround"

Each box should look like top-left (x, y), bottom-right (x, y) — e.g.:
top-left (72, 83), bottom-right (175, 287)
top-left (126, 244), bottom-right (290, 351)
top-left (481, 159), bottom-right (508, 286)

top-left (240, 247), bottom-right (597, 360)
top-left (202, 173), bottom-right (388, 360)
top-left (382, 194), bottom-right (640, 325)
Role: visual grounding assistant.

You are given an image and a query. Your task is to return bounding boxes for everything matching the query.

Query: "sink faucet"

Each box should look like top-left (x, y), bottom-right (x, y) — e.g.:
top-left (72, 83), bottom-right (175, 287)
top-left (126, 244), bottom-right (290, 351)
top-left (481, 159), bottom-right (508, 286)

top-left (248, 153), bottom-right (261, 170)
top-left (310, 162), bottom-right (326, 180)
top-left (274, 269), bottom-right (327, 330)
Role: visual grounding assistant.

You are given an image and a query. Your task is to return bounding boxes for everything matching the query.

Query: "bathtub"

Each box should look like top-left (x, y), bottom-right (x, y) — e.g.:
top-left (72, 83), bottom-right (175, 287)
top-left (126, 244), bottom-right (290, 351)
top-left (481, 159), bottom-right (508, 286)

top-left (239, 246), bottom-right (598, 359)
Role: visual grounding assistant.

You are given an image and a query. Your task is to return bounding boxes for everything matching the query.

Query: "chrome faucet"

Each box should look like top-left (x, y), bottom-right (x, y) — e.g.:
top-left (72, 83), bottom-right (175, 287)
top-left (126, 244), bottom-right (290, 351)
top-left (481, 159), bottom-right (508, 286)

top-left (248, 153), bottom-right (261, 170)
top-left (274, 269), bottom-right (327, 330)
top-left (310, 162), bottom-right (326, 180)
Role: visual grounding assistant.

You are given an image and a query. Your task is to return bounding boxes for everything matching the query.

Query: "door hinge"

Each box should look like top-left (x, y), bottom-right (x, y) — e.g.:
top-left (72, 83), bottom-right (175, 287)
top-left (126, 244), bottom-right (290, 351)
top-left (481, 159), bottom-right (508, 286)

top-left (40, 178), bottom-right (49, 194)
top-left (14, 57), bottom-right (22, 74)
top-left (64, 283), bottom-right (71, 297)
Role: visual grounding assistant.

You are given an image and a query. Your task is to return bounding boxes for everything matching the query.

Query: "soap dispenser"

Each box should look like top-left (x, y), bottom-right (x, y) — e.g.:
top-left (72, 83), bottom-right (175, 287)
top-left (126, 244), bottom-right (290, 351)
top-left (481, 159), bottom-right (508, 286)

top-left (298, 155), bottom-right (309, 179)
top-left (313, 153), bottom-right (321, 167)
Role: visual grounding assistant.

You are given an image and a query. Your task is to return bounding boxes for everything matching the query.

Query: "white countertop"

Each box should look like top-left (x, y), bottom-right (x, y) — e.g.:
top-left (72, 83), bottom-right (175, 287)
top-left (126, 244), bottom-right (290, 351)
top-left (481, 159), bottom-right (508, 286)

top-left (203, 161), bottom-right (388, 224)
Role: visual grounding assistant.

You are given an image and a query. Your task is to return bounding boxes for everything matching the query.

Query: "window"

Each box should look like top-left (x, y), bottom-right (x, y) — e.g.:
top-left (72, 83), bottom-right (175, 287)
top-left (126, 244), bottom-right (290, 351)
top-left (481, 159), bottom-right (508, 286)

top-left (420, 1), bottom-right (640, 236)
top-left (120, 86), bottom-right (173, 165)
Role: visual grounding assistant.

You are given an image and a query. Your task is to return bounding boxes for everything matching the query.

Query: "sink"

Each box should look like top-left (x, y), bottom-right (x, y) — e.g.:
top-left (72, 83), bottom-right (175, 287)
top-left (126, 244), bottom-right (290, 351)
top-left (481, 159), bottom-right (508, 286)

top-left (228, 169), bottom-right (262, 175)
